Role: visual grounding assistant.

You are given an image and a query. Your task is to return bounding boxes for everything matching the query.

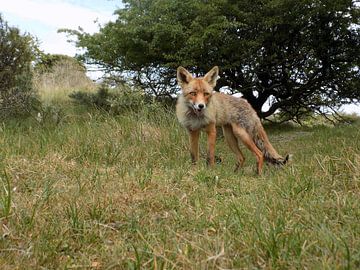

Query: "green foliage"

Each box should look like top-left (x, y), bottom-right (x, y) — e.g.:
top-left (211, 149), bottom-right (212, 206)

top-left (34, 53), bottom-right (86, 74)
top-left (62, 0), bottom-right (360, 121)
top-left (0, 14), bottom-right (38, 118)
top-left (69, 85), bottom-right (147, 114)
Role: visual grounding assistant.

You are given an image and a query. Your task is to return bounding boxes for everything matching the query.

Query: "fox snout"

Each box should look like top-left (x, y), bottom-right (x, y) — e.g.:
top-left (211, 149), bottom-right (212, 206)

top-left (194, 103), bottom-right (206, 112)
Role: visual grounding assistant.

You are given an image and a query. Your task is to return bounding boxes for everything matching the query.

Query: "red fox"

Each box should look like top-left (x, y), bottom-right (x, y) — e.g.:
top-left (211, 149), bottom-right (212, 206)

top-left (176, 66), bottom-right (290, 174)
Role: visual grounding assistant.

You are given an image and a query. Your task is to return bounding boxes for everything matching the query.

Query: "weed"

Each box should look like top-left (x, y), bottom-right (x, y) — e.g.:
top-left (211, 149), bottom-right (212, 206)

top-left (0, 170), bottom-right (11, 218)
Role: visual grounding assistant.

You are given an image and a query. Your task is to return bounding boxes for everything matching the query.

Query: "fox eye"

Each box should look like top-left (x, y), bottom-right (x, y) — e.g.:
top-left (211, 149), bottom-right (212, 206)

top-left (204, 92), bottom-right (210, 96)
top-left (189, 92), bottom-right (197, 96)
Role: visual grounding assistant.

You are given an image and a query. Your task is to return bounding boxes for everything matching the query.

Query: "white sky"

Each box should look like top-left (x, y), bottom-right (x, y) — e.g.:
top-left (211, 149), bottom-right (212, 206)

top-left (1, 0), bottom-right (359, 114)
top-left (0, 0), bottom-right (120, 55)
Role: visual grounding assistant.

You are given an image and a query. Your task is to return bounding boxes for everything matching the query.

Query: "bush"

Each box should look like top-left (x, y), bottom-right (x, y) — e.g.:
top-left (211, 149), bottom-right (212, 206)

top-left (0, 14), bottom-right (38, 118)
top-left (69, 85), bottom-right (148, 115)
top-left (33, 54), bottom-right (96, 103)
top-left (34, 53), bottom-right (86, 74)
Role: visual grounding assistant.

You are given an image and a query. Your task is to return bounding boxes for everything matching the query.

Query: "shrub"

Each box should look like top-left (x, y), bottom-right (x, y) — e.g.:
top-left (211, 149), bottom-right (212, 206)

top-left (0, 14), bottom-right (38, 118)
top-left (34, 53), bottom-right (86, 74)
top-left (69, 85), bottom-right (147, 114)
top-left (33, 55), bottom-right (96, 103)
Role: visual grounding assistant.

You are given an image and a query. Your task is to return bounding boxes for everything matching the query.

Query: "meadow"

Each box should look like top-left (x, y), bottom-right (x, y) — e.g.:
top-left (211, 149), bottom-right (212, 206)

top-left (0, 67), bottom-right (359, 269)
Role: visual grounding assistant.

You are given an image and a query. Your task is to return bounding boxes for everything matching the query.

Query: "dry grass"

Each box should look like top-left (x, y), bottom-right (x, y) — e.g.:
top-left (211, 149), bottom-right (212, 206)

top-left (34, 59), bottom-right (96, 103)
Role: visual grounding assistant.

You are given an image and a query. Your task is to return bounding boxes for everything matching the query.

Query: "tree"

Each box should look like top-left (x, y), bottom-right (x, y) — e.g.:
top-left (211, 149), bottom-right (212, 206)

top-left (62, 0), bottom-right (360, 120)
top-left (0, 14), bottom-right (37, 118)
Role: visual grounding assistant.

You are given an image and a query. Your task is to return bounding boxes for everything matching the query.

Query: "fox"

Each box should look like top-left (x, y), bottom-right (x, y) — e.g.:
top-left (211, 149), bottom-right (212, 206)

top-left (176, 66), bottom-right (290, 174)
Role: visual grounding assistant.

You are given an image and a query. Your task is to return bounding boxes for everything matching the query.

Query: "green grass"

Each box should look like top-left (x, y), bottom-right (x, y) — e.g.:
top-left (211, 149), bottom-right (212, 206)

top-left (0, 103), bottom-right (359, 269)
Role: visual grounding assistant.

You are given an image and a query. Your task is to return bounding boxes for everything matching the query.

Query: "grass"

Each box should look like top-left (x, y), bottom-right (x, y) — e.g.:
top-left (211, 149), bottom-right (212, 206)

top-left (34, 59), bottom-right (96, 104)
top-left (0, 99), bottom-right (359, 269)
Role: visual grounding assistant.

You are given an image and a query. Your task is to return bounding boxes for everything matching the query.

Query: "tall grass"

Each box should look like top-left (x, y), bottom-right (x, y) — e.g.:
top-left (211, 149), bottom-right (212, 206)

top-left (0, 97), bottom-right (359, 268)
top-left (34, 58), bottom-right (96, 103)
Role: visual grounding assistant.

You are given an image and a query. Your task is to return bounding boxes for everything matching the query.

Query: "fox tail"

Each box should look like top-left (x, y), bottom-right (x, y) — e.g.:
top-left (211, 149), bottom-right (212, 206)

top-left (252, 125), bottom-right (291, 165)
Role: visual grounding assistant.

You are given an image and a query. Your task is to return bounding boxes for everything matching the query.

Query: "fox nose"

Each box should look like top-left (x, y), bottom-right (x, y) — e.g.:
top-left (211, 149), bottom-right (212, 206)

top-left (198, 104), bottom-right (205, 109)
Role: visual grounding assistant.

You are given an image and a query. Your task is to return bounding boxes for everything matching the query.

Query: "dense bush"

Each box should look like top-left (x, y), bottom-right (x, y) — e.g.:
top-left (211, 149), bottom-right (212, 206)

top-left (0, 14), bottom-right (38, 118)
top-left (69, 85), bottom-right (148, 114)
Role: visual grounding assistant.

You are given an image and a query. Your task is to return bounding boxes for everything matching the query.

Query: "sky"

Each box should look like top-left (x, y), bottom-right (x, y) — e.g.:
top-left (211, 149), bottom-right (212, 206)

top-left (0, 0), bottom-right (121, 56)
top-left (1, 0), bottom-right (359, 114)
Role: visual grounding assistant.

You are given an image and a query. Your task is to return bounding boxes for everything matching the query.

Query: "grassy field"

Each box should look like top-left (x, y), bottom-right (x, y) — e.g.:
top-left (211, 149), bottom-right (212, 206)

top-left (0, 95), bottom-right (359, 269)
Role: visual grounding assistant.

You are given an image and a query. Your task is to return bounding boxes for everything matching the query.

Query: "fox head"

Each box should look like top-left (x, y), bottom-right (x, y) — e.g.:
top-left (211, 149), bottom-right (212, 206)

top-left (177, 66), bottom-right (219, 114)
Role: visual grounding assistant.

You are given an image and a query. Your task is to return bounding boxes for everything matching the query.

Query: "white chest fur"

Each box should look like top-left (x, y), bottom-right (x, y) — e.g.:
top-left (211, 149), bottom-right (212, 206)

top-left (176, 95), bottom-right (215, 131)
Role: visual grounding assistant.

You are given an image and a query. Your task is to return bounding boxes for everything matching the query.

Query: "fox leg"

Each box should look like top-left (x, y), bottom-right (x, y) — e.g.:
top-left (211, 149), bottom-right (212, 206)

top-left (205, 123), bottom-right (216, 167)
top-left (189, 129), bottom-right (200, 164)
top-left (222, 124), bottom-right (245, 172)
top-left (231, 123), bottom-right (264, 175)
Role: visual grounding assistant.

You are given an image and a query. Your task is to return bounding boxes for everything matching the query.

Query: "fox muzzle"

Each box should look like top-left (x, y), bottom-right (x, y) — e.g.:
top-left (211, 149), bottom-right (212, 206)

top-left (194, 102), bottom-right (206, 112)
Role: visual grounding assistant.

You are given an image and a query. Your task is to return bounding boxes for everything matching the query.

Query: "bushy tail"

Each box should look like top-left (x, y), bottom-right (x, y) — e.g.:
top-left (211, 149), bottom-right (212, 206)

top-left (252, 125), bottom-right (291, 166)
top-left (266, 153), bottom-right (291, 165)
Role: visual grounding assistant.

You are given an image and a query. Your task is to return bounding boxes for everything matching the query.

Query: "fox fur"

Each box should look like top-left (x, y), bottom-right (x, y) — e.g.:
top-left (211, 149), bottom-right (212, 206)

top-left (176, 66), bottom-right (289, 174)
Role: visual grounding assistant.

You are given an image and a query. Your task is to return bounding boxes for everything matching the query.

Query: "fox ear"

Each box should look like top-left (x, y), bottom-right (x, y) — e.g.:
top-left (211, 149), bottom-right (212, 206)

top-left (204, 66), bottom-right (219, 88)
top-left (177, 66), bottom-right (193, 86)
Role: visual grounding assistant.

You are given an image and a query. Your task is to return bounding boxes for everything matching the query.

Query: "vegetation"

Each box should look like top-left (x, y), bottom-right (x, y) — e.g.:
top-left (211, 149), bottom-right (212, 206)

top-left (1, 70), bottom-right (360, 267)
top-left (34, 53), bottom-right (86, 74)
top-left (69, 85), bottom-right (152, 115)
top-left (62, 0), bottom-right (360, 120)
top-left (0, 14), bottom-right (38, 118)
top-left (0, 2), bottom-right (359, 269)
top-left (34, 55), bottom-right (96, 104)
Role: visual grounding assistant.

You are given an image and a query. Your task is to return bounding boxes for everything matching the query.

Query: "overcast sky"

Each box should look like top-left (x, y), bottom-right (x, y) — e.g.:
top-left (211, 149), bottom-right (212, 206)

top-left (1, 0), bottom-right (359, 114)
top-left (1, 0), bottom-right (121, 55)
